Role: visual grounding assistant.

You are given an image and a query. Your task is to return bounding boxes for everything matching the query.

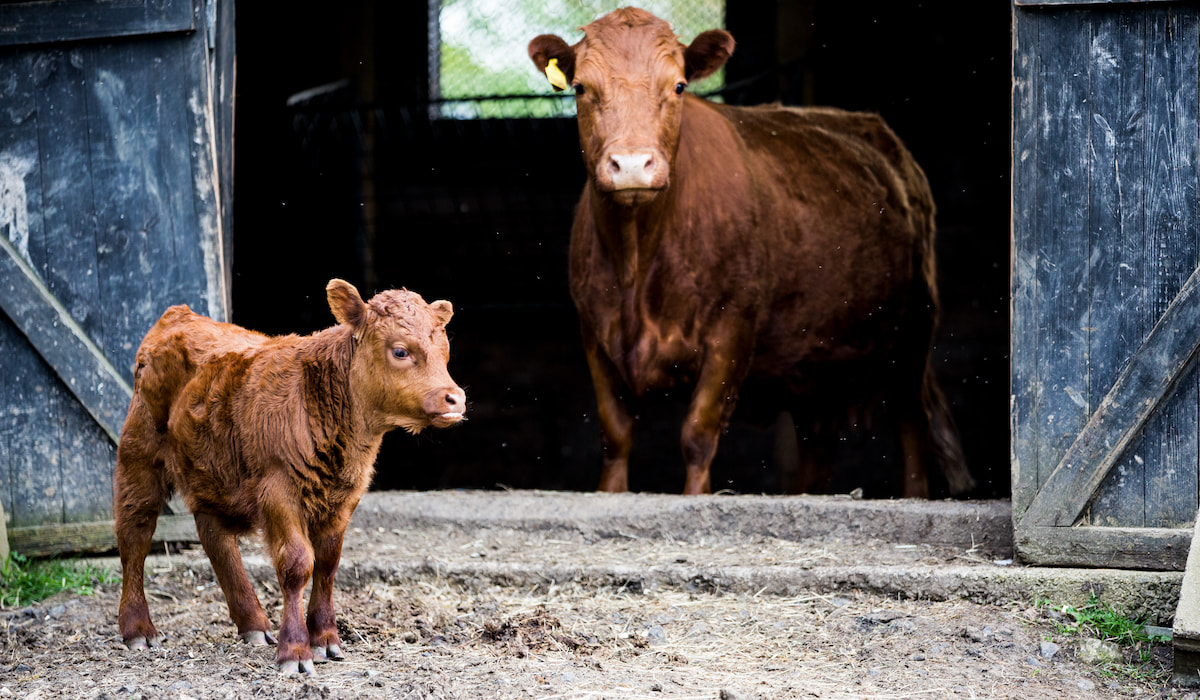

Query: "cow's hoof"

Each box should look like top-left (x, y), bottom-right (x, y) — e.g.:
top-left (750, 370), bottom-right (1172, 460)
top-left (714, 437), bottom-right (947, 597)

top-left (312, 644), bottom-right (344, 663)
top-left (277, 659), bottom-right (315, 676)
top-left (241, 630), bottom-right (276, 646)
top-left (124, 635), bottom-right (161, 650)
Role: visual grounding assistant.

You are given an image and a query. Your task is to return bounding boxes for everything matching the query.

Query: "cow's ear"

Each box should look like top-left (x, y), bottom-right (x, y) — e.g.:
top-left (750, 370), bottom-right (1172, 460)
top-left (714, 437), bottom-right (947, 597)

top-left (327, 278), bottom-right (367, 330)
top-left (430, 300), bottom-right (454, 328)
top-left (528, 34), bottom-right (575, 90)
top-left (684, 29), bottom-right (735, 82)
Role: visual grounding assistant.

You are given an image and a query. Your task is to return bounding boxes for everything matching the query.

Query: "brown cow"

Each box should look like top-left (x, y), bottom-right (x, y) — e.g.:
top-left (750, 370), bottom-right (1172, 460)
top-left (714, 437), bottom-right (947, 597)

top-left (114, 280), bottom-right (465, 675)
top-left (529, 8), bottom-right (973, 497)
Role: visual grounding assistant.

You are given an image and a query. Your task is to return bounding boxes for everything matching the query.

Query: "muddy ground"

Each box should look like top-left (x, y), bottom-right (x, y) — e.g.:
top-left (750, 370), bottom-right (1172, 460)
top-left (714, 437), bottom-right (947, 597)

top-left (0, 491), bottom-right (1194, 699)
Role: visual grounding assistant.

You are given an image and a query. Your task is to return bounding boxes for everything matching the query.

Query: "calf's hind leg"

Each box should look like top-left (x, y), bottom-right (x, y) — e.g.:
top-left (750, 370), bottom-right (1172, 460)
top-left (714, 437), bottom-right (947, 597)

top-left (114, 409), bottom-right (170, 649)
top-left (192, 512), bottom-right (275, 645)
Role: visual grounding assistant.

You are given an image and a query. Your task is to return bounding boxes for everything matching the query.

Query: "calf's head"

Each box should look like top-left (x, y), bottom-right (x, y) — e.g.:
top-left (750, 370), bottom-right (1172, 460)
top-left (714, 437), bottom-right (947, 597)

top-left (529, 8), bottom-right (734, 207)
top-left (327, 279), bottom-right (465, 433)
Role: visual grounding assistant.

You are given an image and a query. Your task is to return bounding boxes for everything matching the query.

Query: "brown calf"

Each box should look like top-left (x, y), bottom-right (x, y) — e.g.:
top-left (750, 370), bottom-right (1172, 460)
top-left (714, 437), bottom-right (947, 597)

top-left (114, 279), bottom-right (465, 675)
top-left (529, 8), bottom-right (973, 497)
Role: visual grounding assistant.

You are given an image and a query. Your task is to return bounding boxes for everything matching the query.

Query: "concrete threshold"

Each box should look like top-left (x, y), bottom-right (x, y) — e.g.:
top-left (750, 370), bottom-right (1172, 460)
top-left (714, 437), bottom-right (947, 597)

top-left (119, 490), bottom-right (1184, 629)
top-left (344, 491), bottom-right (1182, 627)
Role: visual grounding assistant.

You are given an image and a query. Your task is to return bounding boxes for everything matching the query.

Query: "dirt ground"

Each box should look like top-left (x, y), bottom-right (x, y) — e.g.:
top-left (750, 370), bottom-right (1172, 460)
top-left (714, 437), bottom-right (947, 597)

top-left (0, 494), bottom-right (1193, 699)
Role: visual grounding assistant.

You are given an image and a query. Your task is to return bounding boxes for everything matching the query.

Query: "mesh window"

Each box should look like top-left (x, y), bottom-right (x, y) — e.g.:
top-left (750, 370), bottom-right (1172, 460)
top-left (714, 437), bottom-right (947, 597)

top-left (430, 0), bottom-right (726, 119)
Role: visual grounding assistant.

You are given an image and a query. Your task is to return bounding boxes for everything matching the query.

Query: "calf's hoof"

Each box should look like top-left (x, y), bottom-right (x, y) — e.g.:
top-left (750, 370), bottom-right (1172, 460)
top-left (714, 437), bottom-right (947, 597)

top-left (124, 635), bottom-right (162, 650)
top-left (312, 644), bottom-right (344, 663)
top-left (277, 658), bottom-right (316, 676)
top-left (241, 630), bottom-right (277, 646)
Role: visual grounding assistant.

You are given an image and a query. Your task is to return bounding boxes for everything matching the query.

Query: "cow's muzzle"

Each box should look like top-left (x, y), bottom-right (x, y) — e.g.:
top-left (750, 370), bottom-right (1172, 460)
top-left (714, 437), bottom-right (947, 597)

top-left (426, 387), bottom-right (467, 427)
top-left (598, 148), bottom-right (669, 193)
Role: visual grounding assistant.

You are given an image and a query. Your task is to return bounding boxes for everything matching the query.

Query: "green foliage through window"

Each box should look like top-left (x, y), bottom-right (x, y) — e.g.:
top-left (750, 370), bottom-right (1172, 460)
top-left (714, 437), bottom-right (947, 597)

top-left (432, 0), bottom-right (726, 119)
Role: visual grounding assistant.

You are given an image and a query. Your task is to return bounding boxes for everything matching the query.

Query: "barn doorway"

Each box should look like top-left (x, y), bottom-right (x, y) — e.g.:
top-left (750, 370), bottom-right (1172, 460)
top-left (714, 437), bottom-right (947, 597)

top-left (230, 1), bottom-right (1011, 497)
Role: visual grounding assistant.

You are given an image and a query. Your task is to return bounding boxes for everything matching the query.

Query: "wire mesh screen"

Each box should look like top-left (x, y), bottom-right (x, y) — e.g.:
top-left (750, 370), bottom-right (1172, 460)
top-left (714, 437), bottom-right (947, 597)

top-left (430, 0), bottom-right (726, 119)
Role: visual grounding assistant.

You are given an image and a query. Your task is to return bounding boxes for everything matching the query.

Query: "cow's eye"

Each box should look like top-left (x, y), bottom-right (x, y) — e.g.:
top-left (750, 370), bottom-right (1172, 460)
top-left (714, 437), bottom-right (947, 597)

top-left (392, 348), bottom-right (410, 360)
top-left (675, 82), bottom-right (687, 95)
top-left (573, 83), bottom-right (585, 96)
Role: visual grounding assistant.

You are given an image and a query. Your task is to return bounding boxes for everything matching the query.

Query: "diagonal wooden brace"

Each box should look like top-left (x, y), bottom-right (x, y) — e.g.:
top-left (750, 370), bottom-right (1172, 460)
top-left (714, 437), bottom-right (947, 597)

top-left (0, 234), bottom-right (132, 445)
top-left (1022, 263), bottom-right (1200, 528)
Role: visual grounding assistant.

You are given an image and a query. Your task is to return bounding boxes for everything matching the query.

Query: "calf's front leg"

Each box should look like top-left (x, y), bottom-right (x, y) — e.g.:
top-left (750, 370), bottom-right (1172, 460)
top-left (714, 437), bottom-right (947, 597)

top-left (262, 487), bottom-right (316, 675)
top-left (307, 523), bottom-right (348, 662)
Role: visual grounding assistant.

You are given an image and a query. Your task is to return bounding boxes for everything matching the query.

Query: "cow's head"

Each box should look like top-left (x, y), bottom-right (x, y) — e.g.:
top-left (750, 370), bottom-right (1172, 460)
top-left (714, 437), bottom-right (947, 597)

top-left (529, 8), bottom-right (734, 207)
top-left (327, 279), bottom-right (465, 434)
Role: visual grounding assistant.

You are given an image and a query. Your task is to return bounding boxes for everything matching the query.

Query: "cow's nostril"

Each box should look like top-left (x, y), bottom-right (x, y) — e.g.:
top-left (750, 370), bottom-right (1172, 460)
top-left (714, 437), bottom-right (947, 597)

top-left (446, 394), bottom-right (458, 407)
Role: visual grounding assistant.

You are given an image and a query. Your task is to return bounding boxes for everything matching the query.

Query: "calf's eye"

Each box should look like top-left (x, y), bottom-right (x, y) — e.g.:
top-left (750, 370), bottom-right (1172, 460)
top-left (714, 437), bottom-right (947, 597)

top-left (675, 82), bottom-right (687, 95)
top-left (573, 83), bottom-right (585, 96)
top-left (392, 348), bottom-right (410, 360)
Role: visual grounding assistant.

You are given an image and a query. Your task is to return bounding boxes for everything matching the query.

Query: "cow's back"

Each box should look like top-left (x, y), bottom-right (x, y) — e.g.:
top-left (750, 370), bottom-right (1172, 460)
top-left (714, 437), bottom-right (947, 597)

top-left (133, 305), bottom-right (272, 430)
top-left (700, 101), bottom-right (938, 383)
top-left (712, 102), bottom-right (934, 240)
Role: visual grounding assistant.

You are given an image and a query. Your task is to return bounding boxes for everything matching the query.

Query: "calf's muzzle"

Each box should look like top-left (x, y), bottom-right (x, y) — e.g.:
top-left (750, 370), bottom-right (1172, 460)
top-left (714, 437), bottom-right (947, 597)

top-left (426, 386), bottom-right (467, 427)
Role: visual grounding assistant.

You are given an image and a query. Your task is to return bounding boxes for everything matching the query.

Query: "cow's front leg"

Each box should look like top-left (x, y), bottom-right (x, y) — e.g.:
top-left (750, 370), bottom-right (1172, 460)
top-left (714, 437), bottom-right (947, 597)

top-left (681, 346), bottom-right (748, 495)
top-left (262, 487), bottom-right (315, 675)
top-left (582, 330), bottom-right (635, 492)
top-left (307, 523), bottom-right (348, 663)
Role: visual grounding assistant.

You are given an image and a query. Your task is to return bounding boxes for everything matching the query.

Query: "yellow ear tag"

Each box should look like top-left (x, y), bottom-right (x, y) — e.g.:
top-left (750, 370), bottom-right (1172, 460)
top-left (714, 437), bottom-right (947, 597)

top-left (545, 58), bottom-right (569, 92)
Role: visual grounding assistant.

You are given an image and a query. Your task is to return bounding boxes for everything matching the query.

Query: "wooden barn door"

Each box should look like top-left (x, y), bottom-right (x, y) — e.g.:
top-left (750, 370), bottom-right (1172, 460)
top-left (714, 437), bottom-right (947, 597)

top-left (0, 0), bottom-right (233, 554)
top-left (1012, 0), bottom-right (1199, 570)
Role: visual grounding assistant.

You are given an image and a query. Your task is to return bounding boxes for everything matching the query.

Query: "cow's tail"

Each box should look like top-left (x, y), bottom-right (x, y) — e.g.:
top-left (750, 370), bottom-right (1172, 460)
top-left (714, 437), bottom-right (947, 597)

top-left (131, 306), bottom-right (198, 431)
top-left (923, 365), bottom-right (974, 496)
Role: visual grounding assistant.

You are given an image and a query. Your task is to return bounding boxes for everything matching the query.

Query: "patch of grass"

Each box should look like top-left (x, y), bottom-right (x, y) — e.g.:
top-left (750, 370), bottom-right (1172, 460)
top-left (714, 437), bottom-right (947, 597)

top-left (1038, 594), bottom-right (1171, 687)
top-left (1045, 594), bottom-right (1166, 645)
top-left (0, 552), bottom-right (117, 609)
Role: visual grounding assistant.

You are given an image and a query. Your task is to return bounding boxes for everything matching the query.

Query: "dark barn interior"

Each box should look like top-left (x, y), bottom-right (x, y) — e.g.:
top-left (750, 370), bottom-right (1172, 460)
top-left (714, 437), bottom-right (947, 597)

top-left (231, 2), bottom-right (1011, 498)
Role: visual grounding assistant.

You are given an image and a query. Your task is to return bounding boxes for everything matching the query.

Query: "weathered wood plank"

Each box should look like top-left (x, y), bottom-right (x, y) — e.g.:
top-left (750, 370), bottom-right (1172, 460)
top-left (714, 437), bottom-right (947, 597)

top-left (1140, 8), bottom-right (1200, 528)
top-left (0, 51), bottom-right (65, 530)
top-left (1032, 9), bottom-right (1091, 497)
top-left (1015, 525), bottom-right (1190, 571)
top-left (156, 36), bottom-right (213, 317)
top-left (1010, 5), bottom-right (1041, 520)
top-left (33, 47), bottom-right (118, 524)
top-left (210, 0), bottom-right (235, 317)
top-left (178, 11), bottom-right (228, 322)
top-left (1022, 264), bottom-right (1200, 528)
top-left (86, 38), bottom-right (188, 376)
top-left (0, 316), bottom-right (64, 529)
top-left (35, 48), bottom-right (104, 349)
top-left (8, 515), bottom-right (198, 558)
top-left (0, 0), bottom-right (194, 49)
top-left (1087, 10), bottom-right (1148, 527)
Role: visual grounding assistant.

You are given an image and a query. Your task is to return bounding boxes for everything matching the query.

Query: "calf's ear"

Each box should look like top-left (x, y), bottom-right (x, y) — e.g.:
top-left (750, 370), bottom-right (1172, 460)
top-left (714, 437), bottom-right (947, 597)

top-left (528, 34), bottom-right (575, 89)
top-left (430, 300), bottom-right (454, 328)
top-left (327, 279), bottom-right (367, 330)
top-left (684, 29), bottom-right (735, 82)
